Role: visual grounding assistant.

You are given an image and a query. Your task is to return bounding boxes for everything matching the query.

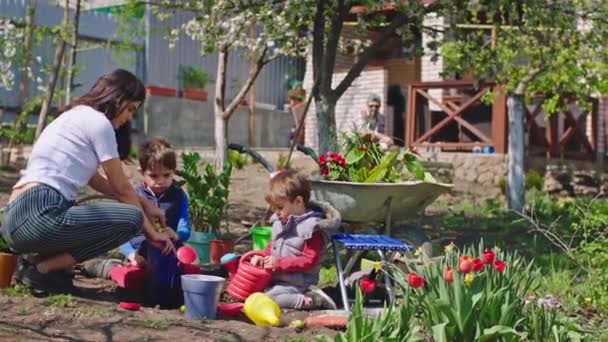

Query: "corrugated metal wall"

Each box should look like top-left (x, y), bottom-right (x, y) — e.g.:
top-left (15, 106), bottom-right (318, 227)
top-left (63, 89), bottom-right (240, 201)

top-left (0, 0), bottom-right (142, 123)
top-left (146, 9), bottom-right (305, 110)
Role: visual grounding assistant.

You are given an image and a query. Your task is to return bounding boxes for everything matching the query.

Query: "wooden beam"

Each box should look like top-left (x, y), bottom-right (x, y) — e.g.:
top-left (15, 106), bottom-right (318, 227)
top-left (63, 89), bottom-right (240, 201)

top-left (491, 86), bottom-right (508, 153)
top-left (414, 88), bottom-right (492, 144)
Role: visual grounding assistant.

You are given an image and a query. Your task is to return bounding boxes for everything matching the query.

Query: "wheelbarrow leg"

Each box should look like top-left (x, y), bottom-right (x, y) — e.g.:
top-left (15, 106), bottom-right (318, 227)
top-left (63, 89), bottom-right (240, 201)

top-left (332, 240), bottom-right (350, 312)
top-left (377, 249), bottom-right (394, 304)
top-left (383, 196), bottom-right (393, 236)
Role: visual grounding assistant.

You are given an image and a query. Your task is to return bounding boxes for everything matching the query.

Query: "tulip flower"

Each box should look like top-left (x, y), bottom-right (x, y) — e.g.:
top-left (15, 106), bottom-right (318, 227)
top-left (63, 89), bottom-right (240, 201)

top-left (443, 267), bottom-right (454, 283)
top-left (407, 273), bottom-right (425, 288)
top-left (482, 250), bottom-right (495, 265)
top-left (472, 259), bottom-right (484, 272)
top-left (459, 256), bottom-right (473, 274)
top-left (493, 260), bottom-right (506, 272)
top-left (464, 273), bottom-right (474, 286)
top-left (359, 278), bottom-right (375, 294)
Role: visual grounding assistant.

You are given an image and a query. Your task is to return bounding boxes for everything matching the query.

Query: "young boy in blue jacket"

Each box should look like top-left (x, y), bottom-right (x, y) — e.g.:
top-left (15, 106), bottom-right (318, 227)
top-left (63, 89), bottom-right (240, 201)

top-left (80, 138), bottom-right (190, 304)
top-left (119, 138), bottom-right (190, 265)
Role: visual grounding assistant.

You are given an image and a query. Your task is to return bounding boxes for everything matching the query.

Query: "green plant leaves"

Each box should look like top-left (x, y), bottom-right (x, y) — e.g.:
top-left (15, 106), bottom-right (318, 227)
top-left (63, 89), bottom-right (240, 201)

top-left (176, 152), bottom-right (232, 237)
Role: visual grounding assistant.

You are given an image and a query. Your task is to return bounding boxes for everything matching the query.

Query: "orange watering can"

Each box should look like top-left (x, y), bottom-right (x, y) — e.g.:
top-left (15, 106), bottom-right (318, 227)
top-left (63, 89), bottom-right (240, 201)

top-left (227, 251), bottom-right (272, 301)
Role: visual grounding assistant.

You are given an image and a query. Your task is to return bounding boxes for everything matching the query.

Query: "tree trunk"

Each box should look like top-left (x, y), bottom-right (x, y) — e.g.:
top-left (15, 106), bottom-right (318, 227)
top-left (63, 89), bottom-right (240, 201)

top-left (214, 47), bottom-right (228, 170)
top-left (35, 0), bottom-right (69, 140)
top-left (214, 115), bottom-right (228, 171)
top-left (65, 0), bottom-right (81, 104)
top-left (315, 94), bottom-right (338, 154)
top-left (507, 94), bottom-right (525, 212)
top-left (18, 1), bottom-right (35, 110)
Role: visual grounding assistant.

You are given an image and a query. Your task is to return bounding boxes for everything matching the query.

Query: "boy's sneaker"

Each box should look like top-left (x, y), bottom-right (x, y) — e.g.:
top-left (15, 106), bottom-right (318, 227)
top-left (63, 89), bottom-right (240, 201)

top-left (306, 286), bottom-right (337, 310)
top-left (79, 259), bottom-right (122, 279)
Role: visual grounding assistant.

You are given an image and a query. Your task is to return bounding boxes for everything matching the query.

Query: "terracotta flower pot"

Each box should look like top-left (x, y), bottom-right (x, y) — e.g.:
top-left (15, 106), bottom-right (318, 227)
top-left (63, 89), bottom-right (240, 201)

top-left (0, 253), bottom-right (18, 288)
top-left (209, 239), bottom-right (234, 265)
top-left (182, 88), bottom-right (208, 102)
top-left (145, 85), bottom-right (176, 98)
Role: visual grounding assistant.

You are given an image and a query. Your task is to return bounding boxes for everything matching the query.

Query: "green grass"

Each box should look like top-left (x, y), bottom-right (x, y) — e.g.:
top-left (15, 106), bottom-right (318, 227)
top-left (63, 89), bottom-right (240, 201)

top-left (42, 294), bottom-right (75, 308)
top-left (0, 283), bottom-right (30, 297)
top-left (140, 318), bottom-right (173, 330)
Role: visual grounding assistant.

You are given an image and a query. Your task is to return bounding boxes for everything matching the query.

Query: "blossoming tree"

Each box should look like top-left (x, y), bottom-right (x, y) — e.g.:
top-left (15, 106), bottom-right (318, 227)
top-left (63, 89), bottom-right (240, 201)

top-left (150, 0), bottom-right (312, 168)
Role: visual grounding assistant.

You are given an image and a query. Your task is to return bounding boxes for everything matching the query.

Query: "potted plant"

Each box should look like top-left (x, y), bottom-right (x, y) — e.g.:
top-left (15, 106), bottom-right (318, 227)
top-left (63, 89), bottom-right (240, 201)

top-left (0, 233), bottom-right (18, 288)
top-left (145, 85), bottom-right (176, 98)
top-left (177, 65), bottom-right (211, 102)
top-left (177, 152), bottom-right (233, 265)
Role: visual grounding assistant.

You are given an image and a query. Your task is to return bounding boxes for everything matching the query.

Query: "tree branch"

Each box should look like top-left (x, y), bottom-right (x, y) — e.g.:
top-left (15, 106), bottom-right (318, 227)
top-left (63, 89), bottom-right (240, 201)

top-left (334, 13), bottom-right (410, 98)
top-left (514, 67), bottom-right (543, 95)
top-left (223, 47), bottom-right (270, 120)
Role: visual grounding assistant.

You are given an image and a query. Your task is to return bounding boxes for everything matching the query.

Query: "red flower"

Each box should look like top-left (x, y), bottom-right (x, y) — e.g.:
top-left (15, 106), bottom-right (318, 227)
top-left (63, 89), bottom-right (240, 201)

top-left (472, 259), bottom-right (484, 272)
top-left (493, 260), bottom-right (506, 273)
top-left (320, 166), bottom-right (329, 176)
top-left (458, 256), bottom-right (473, 274)
top-left (443, 267), bottom-right (454, 283)
top-left (481, 250), bottom-right (495, 265)
top-left (319, 154), bottom-right (327, 165)
top-left (407, 273), bottom-right (425, 288)
top-left (359, 278), bottom-right (375, 294)
top-left (330, 152), bottom-right (341, 162)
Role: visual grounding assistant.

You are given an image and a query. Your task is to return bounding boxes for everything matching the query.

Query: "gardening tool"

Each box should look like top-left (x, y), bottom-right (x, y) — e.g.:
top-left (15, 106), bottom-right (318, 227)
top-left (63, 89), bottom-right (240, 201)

top-left (243, 292), bottom-right (281, 327)
top-left (226, 251), bottom-right (272, 301)
top-left (217, 302), bottom-right (245, 317)
top-left (181, 274), bottom-right (226, 319)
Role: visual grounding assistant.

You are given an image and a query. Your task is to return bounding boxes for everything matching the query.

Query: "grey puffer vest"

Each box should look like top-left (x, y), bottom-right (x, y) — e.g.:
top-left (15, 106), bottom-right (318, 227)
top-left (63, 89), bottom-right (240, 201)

top-left (269, 201), bottom-right (341, 289)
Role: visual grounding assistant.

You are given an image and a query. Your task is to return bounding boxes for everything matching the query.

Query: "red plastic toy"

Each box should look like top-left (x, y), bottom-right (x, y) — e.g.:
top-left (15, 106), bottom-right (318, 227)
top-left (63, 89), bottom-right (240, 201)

top-left (226, 251), bottom-right (272, 301)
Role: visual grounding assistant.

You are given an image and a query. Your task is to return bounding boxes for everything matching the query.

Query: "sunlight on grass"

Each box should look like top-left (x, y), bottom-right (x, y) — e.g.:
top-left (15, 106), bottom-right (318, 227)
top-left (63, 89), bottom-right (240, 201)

top-left (43, 294), bottom-right (75, 308)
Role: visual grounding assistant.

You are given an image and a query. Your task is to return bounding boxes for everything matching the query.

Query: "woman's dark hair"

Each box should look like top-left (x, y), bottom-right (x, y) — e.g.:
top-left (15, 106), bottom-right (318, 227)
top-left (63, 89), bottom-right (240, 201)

top-left (60, 69), bottom-right (146, 120)
top-left (60, 69), bottom-right (146, 160)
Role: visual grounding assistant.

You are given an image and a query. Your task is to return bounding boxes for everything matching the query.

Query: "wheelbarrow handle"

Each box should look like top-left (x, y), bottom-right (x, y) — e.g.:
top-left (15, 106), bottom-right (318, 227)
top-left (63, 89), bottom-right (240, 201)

top-left (227, 143), bottom-right (275, 174)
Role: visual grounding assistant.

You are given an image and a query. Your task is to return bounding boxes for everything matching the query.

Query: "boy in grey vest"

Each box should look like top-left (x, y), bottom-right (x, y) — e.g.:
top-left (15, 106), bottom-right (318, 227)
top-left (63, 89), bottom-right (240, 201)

top-left (250, 169), bottom-right (341, 309)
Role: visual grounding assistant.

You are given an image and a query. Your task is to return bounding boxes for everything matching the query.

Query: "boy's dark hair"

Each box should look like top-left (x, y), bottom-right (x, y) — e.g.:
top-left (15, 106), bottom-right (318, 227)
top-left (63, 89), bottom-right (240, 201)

top-left (265, 169), bottom-right (311, 206)
top-left (139, 138), bottom-right (177, 171)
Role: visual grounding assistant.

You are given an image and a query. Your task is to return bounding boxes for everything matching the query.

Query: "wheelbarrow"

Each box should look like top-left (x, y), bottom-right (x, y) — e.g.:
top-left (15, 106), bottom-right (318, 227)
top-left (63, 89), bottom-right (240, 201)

top-left (227, 143), bottom-right (452, 251)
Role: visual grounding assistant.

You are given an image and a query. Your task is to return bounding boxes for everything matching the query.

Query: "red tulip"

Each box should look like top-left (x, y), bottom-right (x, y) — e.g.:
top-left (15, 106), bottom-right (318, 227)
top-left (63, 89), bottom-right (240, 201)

top-left (482, 250), bottom-right (495, 265)
top-left (330, 153), bottom-right (341, 162)
top-left (472, 259), bottom-right (484, 272)
top-left (407, 273), bottom-right (425, 288)
top-left (359, 278), bottom-right (375, 294)
top-left (458, 256), bottom-right (473, 274)
top-left (443, 267), bottom-right (454, 283)
top-left (493, 260), bottom-right (506, 272)
top-left (320, 166), bottom-right (329, 176)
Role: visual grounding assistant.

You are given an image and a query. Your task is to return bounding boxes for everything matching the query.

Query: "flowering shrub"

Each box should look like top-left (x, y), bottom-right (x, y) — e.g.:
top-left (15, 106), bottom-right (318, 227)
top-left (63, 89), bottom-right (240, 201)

top-left (317, 131), bottom-right (430, 183)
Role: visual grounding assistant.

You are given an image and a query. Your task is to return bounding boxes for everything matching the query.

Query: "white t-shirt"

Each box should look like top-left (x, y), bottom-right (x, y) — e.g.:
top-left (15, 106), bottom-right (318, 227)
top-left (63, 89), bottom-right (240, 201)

top-left (15, 105), bottom-right (119, 200)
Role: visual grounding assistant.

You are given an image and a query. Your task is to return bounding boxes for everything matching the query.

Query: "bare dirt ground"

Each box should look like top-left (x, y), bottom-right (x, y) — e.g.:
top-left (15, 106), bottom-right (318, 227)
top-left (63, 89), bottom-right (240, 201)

top-left (0, 155), bottom-right (335, 342)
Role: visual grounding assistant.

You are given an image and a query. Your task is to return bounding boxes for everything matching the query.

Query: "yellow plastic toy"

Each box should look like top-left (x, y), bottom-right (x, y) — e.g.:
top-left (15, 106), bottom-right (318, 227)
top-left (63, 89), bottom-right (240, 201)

top-left (243, 292), bottom-right (281, 326)
top-left (360, 258), bottom-right (381, 272)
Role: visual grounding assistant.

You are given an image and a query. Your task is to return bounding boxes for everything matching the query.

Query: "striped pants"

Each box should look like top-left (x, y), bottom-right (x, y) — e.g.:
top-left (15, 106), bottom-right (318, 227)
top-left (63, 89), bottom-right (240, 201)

top-left (1, 184), bottom-right (142, 262)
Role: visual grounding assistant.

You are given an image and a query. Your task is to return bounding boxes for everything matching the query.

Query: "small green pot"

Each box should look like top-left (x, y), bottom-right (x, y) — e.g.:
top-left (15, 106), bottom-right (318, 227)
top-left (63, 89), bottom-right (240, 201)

top-left (186, 231), bottom-right (215, 264)
top-left (250, 226), bottom-right (272, 251)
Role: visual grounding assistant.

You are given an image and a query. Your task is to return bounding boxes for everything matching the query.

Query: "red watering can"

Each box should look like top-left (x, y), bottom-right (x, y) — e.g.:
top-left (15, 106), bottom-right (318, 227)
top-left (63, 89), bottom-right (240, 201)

top-left (227, 251), bottom-right (272, 301)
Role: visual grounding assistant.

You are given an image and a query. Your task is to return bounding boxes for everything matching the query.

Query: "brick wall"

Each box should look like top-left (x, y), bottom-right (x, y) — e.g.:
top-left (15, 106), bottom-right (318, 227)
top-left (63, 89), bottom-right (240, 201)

top-left (304, 58), bottom-right (388, 151)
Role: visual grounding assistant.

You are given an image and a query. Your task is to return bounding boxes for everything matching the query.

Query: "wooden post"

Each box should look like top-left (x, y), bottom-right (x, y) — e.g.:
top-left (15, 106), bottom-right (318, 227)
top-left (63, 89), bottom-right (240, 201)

top-left (547, 113), bottom-right (559, 158)
top-left (491, 86), bottom-right (508, 153)
top-left (405, 84), bottom-right (415, 147)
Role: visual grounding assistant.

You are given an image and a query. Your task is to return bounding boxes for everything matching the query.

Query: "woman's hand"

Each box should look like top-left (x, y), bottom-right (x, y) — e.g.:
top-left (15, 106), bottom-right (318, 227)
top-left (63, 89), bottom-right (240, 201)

top-left (147, 229), bottom-right (175, 255)
top-left (163, 228), bottom-right (179, 241)
top-left (140, 199), bottom-right (166, 228)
